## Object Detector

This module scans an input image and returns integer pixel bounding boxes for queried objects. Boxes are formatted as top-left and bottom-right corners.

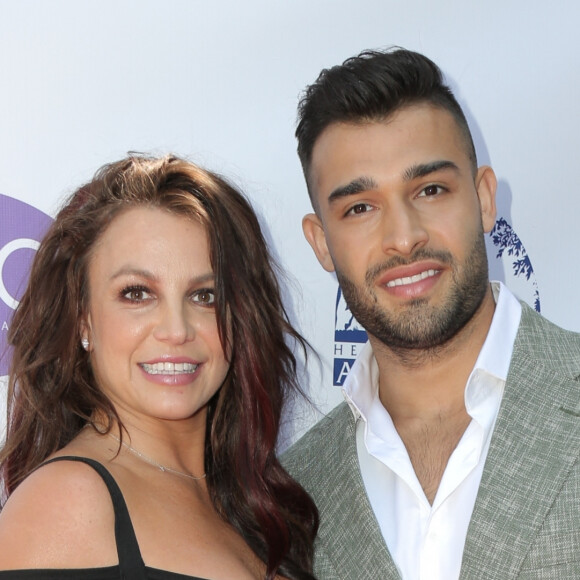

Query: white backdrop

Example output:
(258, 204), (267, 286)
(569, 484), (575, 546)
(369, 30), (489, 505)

(1, 0), (579, 444)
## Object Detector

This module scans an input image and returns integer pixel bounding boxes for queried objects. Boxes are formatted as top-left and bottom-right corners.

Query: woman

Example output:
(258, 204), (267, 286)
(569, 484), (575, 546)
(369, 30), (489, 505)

(0, 155), (318, 579)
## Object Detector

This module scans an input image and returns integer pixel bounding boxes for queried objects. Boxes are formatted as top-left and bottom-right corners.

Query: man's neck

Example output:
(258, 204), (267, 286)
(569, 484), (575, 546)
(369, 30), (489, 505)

(368, 286), (496, 503)
(371, 285), (496, 420)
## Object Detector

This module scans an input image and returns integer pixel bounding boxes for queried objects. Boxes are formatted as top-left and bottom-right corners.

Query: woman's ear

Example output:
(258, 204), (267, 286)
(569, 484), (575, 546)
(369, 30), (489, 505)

(79, 314), (92, 352)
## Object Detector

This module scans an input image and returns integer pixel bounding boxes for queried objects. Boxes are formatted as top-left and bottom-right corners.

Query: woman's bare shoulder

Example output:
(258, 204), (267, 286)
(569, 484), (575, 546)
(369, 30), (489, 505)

(0, 457), (118, 569)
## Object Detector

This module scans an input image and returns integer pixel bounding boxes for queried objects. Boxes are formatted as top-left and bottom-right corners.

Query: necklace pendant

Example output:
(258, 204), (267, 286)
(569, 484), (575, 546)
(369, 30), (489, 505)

(105, 431), (206, 481)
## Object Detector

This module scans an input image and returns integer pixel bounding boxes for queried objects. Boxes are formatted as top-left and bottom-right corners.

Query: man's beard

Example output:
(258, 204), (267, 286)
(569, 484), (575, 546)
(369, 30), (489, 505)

(336, 229), (489, 354)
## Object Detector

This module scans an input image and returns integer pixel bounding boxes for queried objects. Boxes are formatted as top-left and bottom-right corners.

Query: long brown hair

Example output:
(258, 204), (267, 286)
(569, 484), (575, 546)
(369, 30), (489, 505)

(1, 154), (318, 579)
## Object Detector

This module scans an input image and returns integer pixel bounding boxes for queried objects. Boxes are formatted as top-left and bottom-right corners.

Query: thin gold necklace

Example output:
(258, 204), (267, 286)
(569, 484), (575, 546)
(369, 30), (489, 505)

(108, 432), (206, 481)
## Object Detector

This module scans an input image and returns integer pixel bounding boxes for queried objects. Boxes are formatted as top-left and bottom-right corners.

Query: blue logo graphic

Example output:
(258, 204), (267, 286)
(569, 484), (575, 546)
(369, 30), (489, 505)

(333, 289), (368, 386)
(489, 218), (540, 312)
(333, 217), (540, 386)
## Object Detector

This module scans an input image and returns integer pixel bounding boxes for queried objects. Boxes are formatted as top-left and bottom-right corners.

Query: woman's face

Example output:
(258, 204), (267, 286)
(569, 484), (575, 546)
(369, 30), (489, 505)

(82, 206), (229, 427)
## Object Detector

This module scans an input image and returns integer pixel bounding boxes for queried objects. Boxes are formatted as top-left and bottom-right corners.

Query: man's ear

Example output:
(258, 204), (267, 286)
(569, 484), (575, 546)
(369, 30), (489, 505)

(475, 166), (497, 233)
(302, 213), (336, 273)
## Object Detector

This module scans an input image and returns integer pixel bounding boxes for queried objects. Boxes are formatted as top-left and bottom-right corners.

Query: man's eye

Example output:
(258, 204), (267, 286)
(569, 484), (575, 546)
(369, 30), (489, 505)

(346, 203), (373, 215)
(193, 289), (215, 306)
(419, 185), (443, 197)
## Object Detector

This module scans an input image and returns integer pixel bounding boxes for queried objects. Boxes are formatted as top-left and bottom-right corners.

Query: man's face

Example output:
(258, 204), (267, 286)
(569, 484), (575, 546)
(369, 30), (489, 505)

(303, 104), (497, 352)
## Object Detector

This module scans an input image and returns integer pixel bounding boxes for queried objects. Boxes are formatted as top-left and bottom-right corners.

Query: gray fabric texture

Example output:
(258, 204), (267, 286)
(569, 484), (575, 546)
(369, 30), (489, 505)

(283, 304), (580, 579)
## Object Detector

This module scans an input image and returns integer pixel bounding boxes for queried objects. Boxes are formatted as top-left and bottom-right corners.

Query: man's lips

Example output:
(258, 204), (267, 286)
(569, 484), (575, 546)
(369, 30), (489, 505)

(385, 268), (438, 288)
(376, 262), (443, 288)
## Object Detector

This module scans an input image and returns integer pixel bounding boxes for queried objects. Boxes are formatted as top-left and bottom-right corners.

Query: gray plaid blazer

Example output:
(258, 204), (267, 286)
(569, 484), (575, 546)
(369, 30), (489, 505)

(283, 304), (580, 579)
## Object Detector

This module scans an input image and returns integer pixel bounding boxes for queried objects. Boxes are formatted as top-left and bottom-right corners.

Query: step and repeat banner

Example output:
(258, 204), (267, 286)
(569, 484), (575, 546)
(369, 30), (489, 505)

(1, 0), (579, 443)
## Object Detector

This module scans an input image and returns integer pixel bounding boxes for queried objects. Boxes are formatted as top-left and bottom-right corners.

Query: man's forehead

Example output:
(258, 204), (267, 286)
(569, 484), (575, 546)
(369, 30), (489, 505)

(312, 103), (463, 155)
(309, 105), (469, 198)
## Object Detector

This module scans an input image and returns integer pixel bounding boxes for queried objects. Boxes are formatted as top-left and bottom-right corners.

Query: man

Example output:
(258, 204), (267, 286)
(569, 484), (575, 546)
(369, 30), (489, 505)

(283, 48), (580, 580)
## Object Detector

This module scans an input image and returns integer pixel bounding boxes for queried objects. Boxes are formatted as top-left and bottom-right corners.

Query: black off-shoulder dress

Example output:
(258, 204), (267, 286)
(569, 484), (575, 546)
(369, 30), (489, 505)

(0, 456), (210, 580)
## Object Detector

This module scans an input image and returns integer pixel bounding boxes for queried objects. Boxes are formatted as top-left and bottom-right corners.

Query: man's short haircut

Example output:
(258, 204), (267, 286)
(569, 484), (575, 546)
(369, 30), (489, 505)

(296, 47), (478, 202)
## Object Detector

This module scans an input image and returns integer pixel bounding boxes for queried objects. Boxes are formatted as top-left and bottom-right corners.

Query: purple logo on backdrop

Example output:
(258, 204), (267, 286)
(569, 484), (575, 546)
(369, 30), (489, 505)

(1, 194), (53, 376)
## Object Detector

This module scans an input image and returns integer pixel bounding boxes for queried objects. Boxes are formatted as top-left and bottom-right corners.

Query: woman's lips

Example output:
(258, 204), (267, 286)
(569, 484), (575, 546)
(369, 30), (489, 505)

(138, 358), (201, 385)
(139, 361), (198, 375)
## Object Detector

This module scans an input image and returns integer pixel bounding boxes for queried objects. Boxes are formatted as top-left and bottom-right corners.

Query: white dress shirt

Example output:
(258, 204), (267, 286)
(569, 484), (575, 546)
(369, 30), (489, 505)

(342, 282), (522, 580)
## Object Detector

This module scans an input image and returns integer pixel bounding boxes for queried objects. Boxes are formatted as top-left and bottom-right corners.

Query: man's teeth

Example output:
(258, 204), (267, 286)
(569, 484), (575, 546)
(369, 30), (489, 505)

(141, 362), (198, 375)
(386, 269), (437, 288)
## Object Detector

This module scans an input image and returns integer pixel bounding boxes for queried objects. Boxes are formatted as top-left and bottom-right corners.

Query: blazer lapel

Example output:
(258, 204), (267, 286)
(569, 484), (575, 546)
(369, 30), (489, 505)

(316, 405), (401, 579)
(460, 324), (580, 579)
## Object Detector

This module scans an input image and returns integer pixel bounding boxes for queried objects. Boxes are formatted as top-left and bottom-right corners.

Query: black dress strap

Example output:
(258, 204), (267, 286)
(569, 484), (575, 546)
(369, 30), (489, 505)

(41, 456), (147, 580)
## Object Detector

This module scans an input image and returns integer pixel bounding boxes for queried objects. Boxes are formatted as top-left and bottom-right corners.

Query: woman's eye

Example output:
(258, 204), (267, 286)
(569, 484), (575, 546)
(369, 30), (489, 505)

(346, 203), (373, 216)
(193, 289), (215, 306)
(122, 286), (151, 302)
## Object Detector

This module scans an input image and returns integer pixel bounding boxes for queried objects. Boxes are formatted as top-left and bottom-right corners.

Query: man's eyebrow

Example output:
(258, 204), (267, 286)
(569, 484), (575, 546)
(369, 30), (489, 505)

(403, 160), (460, 182)
(327, 176), (378, 204)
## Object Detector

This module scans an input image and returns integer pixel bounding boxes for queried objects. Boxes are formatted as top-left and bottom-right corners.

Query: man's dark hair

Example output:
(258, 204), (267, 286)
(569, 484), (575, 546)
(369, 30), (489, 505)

(296, 47), (477, 200)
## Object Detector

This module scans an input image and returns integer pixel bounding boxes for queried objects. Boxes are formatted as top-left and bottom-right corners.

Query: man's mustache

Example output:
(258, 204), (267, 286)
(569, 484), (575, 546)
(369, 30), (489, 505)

(365, 249), (454, 286)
